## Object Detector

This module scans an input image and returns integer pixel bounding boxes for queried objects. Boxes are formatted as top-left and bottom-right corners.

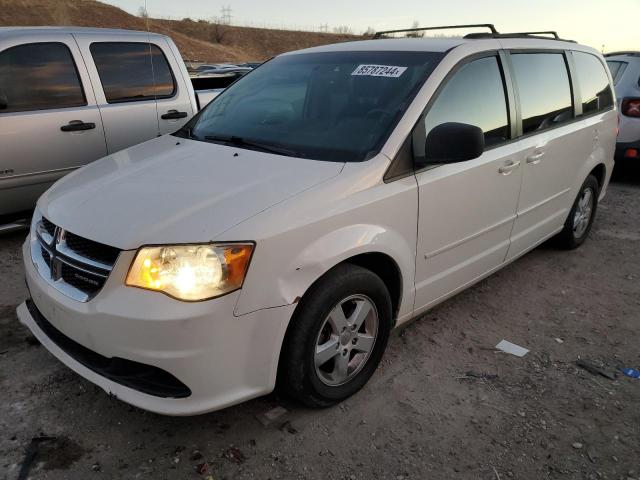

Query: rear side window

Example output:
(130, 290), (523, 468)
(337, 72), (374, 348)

(0, 42), (86, 113)
(511, 53), (573, 134)
(573, 52), (614, 115)
(423, 56), (509, 148)
(606, 60), (628, 85)
(90, 42), (176, 103)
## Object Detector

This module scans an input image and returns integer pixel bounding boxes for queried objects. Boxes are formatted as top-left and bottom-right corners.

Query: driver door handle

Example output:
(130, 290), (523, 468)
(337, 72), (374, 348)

(499, 160), (520, 175)
(161, 110), (188, 120)
(60, 120), (95, 132)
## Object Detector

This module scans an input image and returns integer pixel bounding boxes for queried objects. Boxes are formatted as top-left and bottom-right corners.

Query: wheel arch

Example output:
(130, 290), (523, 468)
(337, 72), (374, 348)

(275, 251), (404, 392)
(289, 250), (404, 324)
(589, 163), (606, 190)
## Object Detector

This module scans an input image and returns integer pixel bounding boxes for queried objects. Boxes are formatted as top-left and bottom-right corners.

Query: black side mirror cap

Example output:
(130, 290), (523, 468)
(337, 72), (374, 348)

(425, 122), (485, 164)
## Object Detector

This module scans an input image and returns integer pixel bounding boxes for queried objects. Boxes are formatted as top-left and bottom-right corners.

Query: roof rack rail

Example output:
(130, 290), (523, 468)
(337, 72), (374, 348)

(604, 51), (640, 57)
(373, 24), (575, 43)
(507, 31), (560, 39)
(373, 24), (498, 39)
(464, 31), (575, 42)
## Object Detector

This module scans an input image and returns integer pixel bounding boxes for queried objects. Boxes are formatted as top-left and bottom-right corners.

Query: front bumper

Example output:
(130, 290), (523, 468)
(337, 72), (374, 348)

(18, 237), (295, 415)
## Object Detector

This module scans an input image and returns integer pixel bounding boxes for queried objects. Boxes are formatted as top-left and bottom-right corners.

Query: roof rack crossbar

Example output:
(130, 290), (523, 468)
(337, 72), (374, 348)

(373, 24), (498, 39)
(508, 30), (559, 39)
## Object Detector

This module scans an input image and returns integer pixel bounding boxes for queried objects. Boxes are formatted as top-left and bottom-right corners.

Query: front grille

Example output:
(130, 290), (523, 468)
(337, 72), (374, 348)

(41, 217), (56, 236)
(26, 299), (191, 399)
(41, 246), (51, 264)
(65, 231), (120, 265)
(60, 262), (104, 295)
(31, 216), (120, 302)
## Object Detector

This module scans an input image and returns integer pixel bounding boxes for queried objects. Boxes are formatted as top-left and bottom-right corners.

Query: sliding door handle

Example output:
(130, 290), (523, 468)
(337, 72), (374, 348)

(526, 152), (545, 164)
(499, 160), (520, 175)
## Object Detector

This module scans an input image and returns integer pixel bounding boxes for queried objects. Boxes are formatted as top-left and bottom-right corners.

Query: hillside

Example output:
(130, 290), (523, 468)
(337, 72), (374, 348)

(0, 0), (360, 62)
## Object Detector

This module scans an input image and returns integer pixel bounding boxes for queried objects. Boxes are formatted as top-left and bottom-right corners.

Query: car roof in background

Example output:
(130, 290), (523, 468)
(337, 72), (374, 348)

(0, 26), (166, 39)
(605, 51), (640, 59)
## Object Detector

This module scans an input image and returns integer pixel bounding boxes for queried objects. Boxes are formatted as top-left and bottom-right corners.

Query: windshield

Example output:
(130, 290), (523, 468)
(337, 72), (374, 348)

(185, 51), (444, 162)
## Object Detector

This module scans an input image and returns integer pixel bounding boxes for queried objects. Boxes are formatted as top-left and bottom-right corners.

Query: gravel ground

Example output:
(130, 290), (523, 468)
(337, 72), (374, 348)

(1, 171), (639, 480)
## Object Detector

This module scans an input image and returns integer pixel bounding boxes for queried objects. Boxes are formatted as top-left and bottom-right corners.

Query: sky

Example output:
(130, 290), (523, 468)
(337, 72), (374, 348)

(106, 0), (638, 52)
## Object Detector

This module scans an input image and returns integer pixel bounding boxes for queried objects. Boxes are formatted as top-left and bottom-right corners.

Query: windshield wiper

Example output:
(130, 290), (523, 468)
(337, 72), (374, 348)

(174, 125), (198, 140)
(204, 135), (302, 158)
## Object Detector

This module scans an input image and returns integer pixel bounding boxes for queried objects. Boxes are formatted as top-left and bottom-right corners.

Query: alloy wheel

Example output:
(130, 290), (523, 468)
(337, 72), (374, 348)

(314, 294), (379, 386)
(573, 186), (594, 238)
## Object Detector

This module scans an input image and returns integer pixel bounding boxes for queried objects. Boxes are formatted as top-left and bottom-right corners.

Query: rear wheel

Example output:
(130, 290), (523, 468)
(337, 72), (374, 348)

(279, 264), (392, 407)
(556, 175), (599, 249)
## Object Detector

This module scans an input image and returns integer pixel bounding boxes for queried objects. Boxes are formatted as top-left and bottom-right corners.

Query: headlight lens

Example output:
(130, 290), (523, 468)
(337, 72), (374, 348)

(126, 243), (254, 301)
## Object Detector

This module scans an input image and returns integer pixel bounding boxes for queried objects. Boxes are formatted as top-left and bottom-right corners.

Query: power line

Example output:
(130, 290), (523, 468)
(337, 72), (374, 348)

(220, 5), (232, 25)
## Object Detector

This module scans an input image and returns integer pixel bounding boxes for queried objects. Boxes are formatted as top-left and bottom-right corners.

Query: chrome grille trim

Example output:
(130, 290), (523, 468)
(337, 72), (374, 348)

(30, 216), (120, 302)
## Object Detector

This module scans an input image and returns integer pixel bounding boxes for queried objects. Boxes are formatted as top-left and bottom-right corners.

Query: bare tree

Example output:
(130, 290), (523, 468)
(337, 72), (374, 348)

(137, 6), (148, 18)
(406, 20), (425, 38)
(333, 25), (353, 35)
(209, 17), (228, 44)
(363, 26), (376, 37)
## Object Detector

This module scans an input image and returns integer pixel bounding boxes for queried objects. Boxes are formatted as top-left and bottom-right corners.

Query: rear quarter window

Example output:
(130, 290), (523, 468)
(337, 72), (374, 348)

(90, 42), (176, 103)
(606, 60), (628, 85)
(573, 51), (614, 115)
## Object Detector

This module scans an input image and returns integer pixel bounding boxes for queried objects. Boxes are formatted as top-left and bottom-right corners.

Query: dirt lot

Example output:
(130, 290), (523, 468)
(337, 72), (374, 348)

(1, 171), (639, 480)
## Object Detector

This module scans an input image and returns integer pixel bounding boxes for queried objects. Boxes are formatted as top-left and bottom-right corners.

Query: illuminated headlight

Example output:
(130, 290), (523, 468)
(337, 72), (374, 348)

(126, 243), (254, 301)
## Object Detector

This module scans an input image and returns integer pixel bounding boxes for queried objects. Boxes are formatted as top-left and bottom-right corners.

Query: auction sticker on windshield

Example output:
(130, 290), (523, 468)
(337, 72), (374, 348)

(352, 64), (407, 77)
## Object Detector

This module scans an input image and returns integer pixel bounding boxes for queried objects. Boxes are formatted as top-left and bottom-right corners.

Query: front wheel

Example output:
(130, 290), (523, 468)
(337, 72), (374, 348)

(279, 264), (392, 408)
(556, 174), (599, 249)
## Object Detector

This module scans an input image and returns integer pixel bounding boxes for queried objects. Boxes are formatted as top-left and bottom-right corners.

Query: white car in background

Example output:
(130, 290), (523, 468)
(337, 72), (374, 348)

(17, 25), (616, 415)
(605, 51), (640, 161)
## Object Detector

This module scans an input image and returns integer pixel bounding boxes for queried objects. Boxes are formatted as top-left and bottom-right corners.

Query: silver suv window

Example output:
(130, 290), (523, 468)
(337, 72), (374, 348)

(90, 42), (176, 104)
(0, 42), (86, 113)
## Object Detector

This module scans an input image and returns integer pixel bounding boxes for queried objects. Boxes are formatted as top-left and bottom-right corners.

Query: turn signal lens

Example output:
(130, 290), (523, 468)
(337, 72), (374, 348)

(126, 243), (254, 301)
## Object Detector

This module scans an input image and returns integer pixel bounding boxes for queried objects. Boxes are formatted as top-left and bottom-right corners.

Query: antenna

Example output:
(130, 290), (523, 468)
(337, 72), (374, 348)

(143, 0), (160, 136)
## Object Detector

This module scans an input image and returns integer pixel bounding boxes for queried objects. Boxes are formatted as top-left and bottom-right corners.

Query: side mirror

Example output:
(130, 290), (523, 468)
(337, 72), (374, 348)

(425, 122), (484, 164)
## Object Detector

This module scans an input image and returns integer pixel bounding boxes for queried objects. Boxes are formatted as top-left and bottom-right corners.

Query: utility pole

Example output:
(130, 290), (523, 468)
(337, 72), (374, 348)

(221, 5), (232, 25)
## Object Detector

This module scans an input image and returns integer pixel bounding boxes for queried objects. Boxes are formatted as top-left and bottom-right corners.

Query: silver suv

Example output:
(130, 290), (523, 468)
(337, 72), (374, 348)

(606, 52), (640, 161)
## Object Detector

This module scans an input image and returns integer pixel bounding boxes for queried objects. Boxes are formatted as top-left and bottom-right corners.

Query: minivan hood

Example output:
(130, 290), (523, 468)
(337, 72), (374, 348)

(39, 135), (344, 250)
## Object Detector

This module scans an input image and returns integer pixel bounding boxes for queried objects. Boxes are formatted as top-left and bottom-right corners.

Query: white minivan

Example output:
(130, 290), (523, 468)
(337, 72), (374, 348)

(17, 25), (616, 415)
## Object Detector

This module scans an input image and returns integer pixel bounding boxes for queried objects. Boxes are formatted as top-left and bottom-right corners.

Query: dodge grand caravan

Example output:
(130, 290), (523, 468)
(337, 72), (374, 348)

(17, 25), (616, 415)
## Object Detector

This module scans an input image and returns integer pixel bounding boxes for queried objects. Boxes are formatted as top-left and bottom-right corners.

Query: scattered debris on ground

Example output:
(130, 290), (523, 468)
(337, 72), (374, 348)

(495, 339), (529, 357)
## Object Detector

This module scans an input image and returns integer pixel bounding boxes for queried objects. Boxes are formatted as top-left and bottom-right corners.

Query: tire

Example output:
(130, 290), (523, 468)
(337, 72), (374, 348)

(279, 264), (392, 408)
(556, 174), (599, 249)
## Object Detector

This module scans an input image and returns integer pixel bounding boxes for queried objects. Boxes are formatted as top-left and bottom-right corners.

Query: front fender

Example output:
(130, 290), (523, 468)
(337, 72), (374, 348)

(228, 162), (419, 319)
(277, 224), (413, 311)
(235, 221), (416, 318)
